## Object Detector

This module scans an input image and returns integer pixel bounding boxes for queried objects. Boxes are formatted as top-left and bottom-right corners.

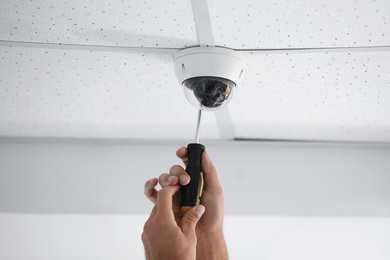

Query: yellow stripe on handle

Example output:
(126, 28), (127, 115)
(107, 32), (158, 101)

(181, 206), (193, 212)
(199, 172), (204, 199)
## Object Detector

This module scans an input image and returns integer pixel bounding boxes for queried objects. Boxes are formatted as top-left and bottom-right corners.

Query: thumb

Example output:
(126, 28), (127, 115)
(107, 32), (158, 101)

(201, 151), (222, 191)
(181, 205), (205, 235)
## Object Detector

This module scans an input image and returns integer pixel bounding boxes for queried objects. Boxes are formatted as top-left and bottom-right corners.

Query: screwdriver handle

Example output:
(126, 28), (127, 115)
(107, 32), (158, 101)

(181, 143), (205, 212)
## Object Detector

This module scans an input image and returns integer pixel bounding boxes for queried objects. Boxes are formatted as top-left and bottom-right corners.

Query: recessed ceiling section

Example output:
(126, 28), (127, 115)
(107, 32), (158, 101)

(0, 46), (220, 140)
(209, 0), (390, 49)
(0, 0), (198, 48)
(229, 51), (390, 142)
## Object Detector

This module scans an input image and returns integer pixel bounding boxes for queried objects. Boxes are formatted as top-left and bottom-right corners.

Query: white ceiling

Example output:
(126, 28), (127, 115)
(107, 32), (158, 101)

(0, 0), (198, 47)
(0, 0), (389, 142)
(231, 51), (390, 141)
(210, 0), (390, 48)
(0, 47), (221, 139)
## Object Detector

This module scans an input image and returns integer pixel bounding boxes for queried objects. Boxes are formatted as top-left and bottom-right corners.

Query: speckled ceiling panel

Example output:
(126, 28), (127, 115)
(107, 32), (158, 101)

(0, 0), (197, 48)
(209, 0), (390, 49)
(0, 46), (220, 140)
(229, 51), (390, 142)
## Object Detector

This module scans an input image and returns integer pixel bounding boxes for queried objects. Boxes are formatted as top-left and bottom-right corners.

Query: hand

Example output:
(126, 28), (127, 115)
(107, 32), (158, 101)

(142, 185), (205, 260)
(144, 147), (227, 260)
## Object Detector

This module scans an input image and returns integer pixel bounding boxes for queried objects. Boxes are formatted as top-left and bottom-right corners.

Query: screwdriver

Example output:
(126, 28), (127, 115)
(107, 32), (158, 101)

(181, 109), (205, 212)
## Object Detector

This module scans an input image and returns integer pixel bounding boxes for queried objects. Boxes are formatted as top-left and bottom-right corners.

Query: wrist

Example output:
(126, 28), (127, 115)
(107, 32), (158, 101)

(196, 231), (228, 260)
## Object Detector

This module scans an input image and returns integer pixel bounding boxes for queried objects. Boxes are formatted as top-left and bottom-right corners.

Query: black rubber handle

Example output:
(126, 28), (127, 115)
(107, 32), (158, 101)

(181, 143), (205, 212)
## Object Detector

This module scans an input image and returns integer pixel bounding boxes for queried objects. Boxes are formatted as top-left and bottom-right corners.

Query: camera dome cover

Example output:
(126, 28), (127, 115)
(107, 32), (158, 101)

(183, 77), (236, 110)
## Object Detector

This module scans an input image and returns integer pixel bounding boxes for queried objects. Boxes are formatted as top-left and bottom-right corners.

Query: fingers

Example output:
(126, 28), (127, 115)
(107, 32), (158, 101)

(144, 178), (158, 204)
(181, 205), (205, 235)
(176, 147), (188, 166)
(159, 166), (190, 188)
(201, 151), (223, 194)
(156, 185), (181, 218)
(159, 173), (178, 188)
(170, 165), (190, 185)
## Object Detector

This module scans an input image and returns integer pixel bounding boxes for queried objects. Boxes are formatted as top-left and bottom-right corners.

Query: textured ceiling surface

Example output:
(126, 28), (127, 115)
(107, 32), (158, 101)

(0, 0), (389, 142)
(0, 0), (198, 48)
(210, 0), (390, 49)
(230, 51), (390, 142)
(0, 46), (220, 139)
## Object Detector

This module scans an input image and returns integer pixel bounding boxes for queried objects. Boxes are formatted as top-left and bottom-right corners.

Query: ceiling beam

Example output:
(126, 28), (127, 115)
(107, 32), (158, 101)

(0, 40), (179, 55)
(191, 0), (236, 140)
(190, 0), (215, 47)
(236, 45), (390, 54)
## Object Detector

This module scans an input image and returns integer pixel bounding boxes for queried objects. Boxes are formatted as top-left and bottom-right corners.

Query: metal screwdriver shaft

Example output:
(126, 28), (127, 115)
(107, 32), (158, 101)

(195, 109), (202, 143)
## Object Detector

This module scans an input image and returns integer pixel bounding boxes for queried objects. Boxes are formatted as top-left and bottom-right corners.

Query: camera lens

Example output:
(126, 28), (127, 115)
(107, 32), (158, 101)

(183, 77), (236, 110)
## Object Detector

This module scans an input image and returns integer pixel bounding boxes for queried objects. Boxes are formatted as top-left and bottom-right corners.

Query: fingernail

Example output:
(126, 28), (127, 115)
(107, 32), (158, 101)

(168, 176), (175, 183)
(180, 175), (188, 183)
(195, 205), (205, 217)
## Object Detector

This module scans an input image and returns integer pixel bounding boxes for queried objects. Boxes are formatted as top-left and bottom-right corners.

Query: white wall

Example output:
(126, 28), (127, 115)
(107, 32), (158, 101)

(1, 213), (389, 260)
(0, 139), (390, 259)
(0, 139), (389, 216)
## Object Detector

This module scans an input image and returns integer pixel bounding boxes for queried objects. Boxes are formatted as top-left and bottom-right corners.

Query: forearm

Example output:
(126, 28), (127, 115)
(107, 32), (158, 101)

(196, 232), (228, 260)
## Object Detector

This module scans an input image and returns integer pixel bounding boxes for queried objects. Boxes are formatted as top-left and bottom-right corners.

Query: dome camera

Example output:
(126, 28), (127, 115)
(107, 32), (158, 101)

(174, 47), (246, 111)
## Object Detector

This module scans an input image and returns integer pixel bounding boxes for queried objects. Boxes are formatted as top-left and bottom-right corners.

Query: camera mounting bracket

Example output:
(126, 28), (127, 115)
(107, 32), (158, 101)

(174, 47), (247, 85)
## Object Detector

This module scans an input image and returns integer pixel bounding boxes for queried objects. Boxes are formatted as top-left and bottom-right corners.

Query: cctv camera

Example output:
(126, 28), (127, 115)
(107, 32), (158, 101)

(183, 76), (235, 109)
(174, 47), (246, 111)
